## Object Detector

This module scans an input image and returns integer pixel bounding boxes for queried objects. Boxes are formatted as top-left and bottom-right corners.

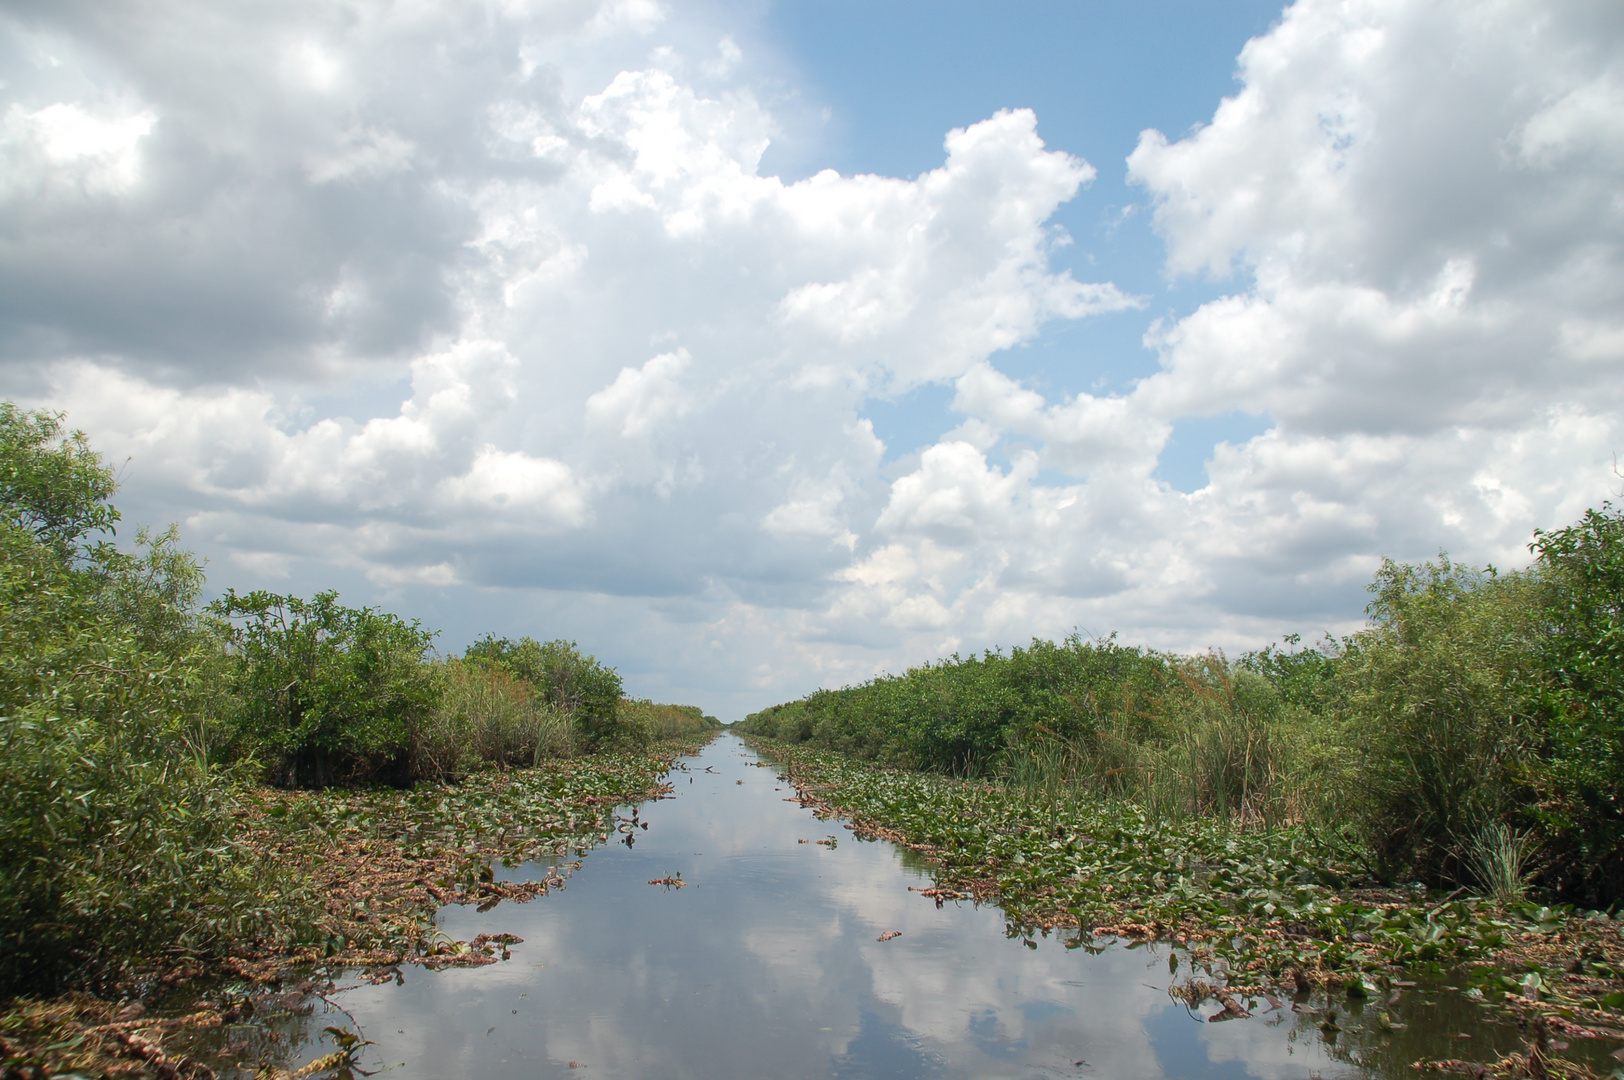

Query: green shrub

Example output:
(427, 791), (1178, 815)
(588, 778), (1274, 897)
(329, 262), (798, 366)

(1283, 558), (1539, 885)
(0, 407), (311, 994)
(463, 635), (628, 747)
(209, 590), (442, 787)
(740, 635), (1176, 775)
(1528, 503), (1624, 905)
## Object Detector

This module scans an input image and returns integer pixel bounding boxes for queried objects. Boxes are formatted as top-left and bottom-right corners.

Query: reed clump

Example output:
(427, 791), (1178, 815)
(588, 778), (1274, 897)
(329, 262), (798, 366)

(411, 661), (577, 779)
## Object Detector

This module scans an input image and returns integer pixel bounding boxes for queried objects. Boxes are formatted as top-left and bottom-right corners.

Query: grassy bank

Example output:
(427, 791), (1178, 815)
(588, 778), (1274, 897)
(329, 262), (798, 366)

(751, 742), (1624, 1031)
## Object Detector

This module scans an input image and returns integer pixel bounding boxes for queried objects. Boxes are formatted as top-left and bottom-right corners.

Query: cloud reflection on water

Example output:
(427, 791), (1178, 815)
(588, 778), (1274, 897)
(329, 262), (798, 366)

(310, 736), (1350, 1079)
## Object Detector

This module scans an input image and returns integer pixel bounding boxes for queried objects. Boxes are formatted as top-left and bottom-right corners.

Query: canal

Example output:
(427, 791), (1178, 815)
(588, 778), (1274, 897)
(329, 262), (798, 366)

(287, 733), (1529, 1079)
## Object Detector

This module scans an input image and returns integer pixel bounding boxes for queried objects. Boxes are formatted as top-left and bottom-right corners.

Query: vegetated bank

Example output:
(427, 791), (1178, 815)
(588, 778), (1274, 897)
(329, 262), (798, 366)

(0, 403), (721, 1078)
(738, 503), (1624, 1051)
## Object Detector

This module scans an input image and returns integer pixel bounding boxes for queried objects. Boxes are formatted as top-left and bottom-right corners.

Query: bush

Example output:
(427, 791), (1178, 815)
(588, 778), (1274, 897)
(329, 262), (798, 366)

(0, 407), (308, 994)
(463, 635), (629, 747)
(413, 661), (574, 779)
(1338, 557), (1541, 886)
(1529, 503), (1624, 905)
(740, 635), (1175, 775)
(210, 590), (442, 787)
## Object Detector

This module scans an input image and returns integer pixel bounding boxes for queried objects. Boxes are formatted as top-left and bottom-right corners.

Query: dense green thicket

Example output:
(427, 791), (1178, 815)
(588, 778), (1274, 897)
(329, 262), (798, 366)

(0, 404), (712, 994)
(1529, 508), (1624, 903)
(741, 506), (1624, 906)
(204, 610), (677, 784)
(0, 406), (310, 993)
(462, 634), (626, 748)
(209, 590), (441, 787)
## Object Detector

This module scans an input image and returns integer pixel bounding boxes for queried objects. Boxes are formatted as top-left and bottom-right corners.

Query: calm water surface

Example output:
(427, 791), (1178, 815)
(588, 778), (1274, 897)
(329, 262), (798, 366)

(293, 734), (1526, 1079)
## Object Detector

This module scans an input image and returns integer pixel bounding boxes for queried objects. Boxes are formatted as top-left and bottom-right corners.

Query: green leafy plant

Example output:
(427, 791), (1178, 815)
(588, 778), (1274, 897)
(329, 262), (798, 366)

(1529, 503), (1624, 905)
(463, 635), (628, 748)
(1339, 557), (1541, 885)
(0, 405), (313, 994)
(209, 590), (442, 787)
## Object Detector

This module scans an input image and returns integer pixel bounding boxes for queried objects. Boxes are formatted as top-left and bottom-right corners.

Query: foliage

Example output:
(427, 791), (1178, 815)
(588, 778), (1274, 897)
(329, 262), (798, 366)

(744, 506), (1624, 906)
(741, 635), (1351, 827)
(1337, 557), (1541, 884)
(1529, 503), (1624, 905)
(756, 743), (1542, 985)
(0, 401), (717, 997)
(619, 698), (723, 741)
(209, 590), (442, 787)
(0, 403), (119, 558)
(741, 634), (1172, 774)
(463, 635), (628, 747)
(412, 660), (574, 779)
(759, 740), (1624, 1025)
(0, 407), (311, 995)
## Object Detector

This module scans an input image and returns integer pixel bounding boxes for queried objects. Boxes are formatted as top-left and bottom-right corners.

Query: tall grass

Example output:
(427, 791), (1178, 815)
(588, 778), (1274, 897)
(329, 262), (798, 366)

(619, 698), (724, 741)
(1463, 823), (1541, 907)
(412, 661), (574, 780)
(409, 675), (722, 781)
(1000, 664), (1353, 828)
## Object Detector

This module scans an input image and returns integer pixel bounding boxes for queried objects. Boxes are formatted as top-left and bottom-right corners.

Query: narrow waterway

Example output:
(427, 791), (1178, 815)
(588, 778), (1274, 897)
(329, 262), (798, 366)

(291, 733), (1526, 1079)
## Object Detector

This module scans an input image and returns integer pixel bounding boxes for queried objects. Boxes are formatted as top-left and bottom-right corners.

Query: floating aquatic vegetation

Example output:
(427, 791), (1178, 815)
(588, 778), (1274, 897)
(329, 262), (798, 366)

(748, 740), (1624, 1033)
(0, 738), (716, 1079)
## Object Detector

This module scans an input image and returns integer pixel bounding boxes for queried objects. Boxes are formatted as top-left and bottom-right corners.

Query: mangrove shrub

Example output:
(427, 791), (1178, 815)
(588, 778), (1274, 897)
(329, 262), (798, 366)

(0, 408), (305, 994)
(1530, 504), (1624, 905)
(209, 590), (442, 787)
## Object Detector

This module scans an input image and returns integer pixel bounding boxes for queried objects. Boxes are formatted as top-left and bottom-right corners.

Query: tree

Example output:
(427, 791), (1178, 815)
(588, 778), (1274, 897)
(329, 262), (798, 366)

(1530, 503), (1624, 904)
(210, 590), (441, 786)
(0, 405), (298, 993)
(0, 402), (119, 557)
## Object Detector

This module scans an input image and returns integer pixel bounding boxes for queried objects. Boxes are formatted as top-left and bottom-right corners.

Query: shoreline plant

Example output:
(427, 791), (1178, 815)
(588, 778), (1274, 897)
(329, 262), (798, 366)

(0, 402), (719, 1001)
(741, 503), (1624, 909)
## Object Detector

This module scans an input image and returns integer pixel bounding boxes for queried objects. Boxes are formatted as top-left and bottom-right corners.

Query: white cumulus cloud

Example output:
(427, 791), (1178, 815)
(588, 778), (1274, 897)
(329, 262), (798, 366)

(2, 0), (1620, 715)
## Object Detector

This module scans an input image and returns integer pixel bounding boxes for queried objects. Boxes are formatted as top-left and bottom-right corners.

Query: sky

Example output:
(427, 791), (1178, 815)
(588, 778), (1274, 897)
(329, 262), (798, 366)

(2, 0), (1621, 718)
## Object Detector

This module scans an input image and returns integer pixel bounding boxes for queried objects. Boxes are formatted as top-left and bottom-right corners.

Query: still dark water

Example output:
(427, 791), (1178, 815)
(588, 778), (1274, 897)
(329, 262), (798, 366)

(289, 734), (1525, 1079)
